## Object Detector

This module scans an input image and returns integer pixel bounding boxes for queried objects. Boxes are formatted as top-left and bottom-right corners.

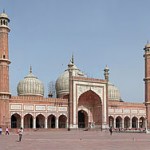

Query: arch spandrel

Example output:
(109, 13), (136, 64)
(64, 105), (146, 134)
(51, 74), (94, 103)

(23, 113), (34, 117)
(11, 112), (22, 116)
(47, 113), (56, 118)
(139, 116), (146, 119)
(131, 116), (138, 120)
(123, 116), (130, 119)
(58, 113), (67, 118)
(35, 113), (46, 117)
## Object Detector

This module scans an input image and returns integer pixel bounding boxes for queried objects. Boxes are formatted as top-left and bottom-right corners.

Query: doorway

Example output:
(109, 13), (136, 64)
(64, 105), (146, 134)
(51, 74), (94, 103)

(78, 110), (88, 128)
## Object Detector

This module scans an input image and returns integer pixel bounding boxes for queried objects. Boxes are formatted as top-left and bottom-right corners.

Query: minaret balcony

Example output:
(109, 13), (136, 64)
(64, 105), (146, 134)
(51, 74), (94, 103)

(0, 58), (11, 64)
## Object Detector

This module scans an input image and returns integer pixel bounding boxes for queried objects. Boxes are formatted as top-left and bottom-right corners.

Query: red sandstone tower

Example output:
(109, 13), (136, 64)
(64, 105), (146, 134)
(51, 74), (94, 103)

(0, 11), (11, 128)
(144, 43), (150, 129)
(0, 11), (10, 98)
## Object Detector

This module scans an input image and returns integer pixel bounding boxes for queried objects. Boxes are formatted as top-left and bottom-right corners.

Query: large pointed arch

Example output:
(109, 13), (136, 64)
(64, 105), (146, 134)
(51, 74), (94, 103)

(78, 90), (102, 127)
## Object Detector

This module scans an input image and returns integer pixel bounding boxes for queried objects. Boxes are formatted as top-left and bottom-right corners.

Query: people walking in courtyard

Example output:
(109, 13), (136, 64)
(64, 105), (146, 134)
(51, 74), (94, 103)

(18, 127), (23, 142)
(5, 127), (9, 135)
(0, 127), (2, 135)
(109, 126), (113, 135)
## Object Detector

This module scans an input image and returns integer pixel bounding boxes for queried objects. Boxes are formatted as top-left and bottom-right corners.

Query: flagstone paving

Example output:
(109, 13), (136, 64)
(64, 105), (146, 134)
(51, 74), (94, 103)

(0, 130), (150, 150)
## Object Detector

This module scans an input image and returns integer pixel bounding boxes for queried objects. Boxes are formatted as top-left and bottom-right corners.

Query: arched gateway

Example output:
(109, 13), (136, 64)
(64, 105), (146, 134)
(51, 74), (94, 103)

(78, 90), (102, 128)
(78, 110), (88, 128)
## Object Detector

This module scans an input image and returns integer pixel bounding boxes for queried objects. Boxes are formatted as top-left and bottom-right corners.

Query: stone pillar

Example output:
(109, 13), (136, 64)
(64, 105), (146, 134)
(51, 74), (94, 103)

(114, 118), (116, 128)
(56, 117), (58, 128)
(45, 118), (47, 129)
(33, 117), (36, 129)
(66, 118), (68, 128)
(130, 118), (132, 128)
(122, 118), (124, 129)
(137, 118), (139, 128)
(21, 117), (24, 128)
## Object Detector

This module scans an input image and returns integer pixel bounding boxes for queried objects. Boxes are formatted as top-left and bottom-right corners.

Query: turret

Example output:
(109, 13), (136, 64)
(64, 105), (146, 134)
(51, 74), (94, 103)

(104, 65), (109, 82)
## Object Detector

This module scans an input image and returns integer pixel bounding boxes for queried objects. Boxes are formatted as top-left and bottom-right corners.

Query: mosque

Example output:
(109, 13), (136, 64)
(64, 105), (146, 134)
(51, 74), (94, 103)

(0, 11), (148, 131)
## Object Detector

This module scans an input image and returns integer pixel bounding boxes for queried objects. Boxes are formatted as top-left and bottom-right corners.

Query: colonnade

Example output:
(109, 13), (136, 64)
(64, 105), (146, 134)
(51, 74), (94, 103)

(109, 116), (146, 129)
(11, 113), (67, 129)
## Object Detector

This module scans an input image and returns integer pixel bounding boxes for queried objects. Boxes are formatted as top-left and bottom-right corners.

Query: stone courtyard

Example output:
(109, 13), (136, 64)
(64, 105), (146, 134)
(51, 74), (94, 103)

(0, 130), (150, 150)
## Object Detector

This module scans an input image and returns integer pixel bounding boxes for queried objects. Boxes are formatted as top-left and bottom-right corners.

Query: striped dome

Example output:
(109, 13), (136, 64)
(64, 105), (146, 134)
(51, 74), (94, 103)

(108, 82), (121, 101)
(17, 67), (44, 96)
(56, 61), (86, 97)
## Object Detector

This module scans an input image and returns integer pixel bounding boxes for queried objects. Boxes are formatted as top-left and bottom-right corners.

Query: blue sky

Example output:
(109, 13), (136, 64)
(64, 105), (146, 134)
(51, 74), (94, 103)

(1, 0), (149, 102)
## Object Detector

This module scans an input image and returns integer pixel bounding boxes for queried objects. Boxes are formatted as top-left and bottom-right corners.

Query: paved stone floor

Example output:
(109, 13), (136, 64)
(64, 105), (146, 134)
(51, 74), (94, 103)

(0, 130), (150, 150)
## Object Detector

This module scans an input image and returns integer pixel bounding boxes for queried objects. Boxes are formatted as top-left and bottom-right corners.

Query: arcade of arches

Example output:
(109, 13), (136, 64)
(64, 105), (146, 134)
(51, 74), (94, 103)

(11, 113), (67, 129)
(10, 113), (146, 129)
(109, 116), (146, 129)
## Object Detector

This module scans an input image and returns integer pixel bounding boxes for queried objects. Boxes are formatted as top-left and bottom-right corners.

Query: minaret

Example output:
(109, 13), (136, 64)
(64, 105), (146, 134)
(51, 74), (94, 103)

(0, 11), (11, 99)
(68, 56), (74, 130)
(104, 65), (109, 82)
(104, 65), (109, 127)
(0, 11), (11, 129)
(143, 42), (150, 129)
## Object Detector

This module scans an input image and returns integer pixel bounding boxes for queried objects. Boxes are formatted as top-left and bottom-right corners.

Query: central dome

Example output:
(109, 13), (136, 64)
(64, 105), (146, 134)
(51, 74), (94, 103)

(17, 67), (44, 96)
(55, 59), (86, 98)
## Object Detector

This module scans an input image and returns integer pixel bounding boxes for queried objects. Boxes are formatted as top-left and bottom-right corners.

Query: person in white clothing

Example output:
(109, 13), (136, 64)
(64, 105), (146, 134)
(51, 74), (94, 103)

(18, 127), (23, 142)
